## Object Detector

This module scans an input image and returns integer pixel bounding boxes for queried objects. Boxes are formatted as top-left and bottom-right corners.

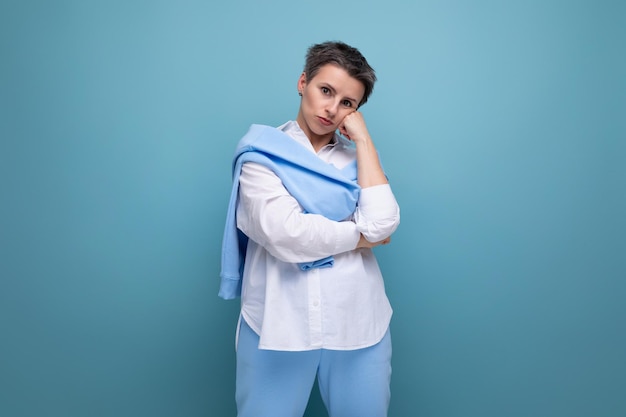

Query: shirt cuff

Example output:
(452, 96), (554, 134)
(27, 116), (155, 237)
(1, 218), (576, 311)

(334, 220), (361, 253)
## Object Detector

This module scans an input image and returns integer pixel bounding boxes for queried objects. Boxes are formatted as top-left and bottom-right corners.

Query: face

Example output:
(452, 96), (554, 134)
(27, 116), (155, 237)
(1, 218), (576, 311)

(296, 64), (365, 143)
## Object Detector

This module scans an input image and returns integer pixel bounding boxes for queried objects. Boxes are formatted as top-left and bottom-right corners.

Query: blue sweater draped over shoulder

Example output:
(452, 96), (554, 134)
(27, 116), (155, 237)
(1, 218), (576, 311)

(219, 124), (361, 300)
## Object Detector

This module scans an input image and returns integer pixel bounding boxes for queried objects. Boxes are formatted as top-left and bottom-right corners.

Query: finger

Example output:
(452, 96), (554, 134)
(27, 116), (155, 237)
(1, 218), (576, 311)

(339, 126), (351, 140)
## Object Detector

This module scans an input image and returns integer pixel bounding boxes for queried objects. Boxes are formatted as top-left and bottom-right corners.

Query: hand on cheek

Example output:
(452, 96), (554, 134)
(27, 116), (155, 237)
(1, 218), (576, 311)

(339, 111), (369, 144)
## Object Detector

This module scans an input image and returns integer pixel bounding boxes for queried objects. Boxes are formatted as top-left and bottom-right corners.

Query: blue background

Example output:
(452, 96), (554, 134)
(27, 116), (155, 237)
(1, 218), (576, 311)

(1, 1), (624, 416)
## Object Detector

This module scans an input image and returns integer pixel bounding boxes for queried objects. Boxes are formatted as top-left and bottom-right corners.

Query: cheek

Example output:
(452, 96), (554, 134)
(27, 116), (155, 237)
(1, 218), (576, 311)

(303, 93), (316, 109)
(338, 109), (353, 120)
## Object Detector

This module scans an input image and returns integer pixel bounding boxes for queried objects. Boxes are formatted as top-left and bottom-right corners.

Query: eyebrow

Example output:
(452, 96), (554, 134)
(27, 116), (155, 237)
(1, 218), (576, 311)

(323, 83), (358, 105)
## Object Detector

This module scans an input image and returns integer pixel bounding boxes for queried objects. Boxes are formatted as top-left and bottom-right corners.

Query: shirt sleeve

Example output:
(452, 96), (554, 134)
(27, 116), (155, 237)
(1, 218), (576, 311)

(353, 184), (400, 242)
(236, 162), (361, 263)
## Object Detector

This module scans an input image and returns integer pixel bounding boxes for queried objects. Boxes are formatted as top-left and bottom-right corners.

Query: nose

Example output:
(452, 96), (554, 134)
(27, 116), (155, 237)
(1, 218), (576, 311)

(326, 100), (339, 118)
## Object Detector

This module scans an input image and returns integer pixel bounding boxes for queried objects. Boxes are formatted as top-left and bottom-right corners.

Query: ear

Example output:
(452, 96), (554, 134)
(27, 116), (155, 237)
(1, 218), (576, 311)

(297, 72), (307, 92)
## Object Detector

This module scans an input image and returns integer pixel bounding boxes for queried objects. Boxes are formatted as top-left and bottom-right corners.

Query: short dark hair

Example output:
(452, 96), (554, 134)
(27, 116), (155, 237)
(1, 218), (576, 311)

(303, 41), (377, 107)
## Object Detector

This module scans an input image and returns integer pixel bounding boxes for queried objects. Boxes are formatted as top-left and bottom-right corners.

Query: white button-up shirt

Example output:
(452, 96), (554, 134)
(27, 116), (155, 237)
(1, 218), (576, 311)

(236, 121), (400, 351)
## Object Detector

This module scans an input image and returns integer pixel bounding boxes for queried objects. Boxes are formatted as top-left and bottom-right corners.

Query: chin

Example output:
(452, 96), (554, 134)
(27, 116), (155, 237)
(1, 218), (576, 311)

(315, 122), (337, 135)
(315, 128), (336, 139)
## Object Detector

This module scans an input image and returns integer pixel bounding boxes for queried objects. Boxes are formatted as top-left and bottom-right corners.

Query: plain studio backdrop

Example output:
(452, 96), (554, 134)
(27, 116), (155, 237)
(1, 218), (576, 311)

(1, 1), (624, 416)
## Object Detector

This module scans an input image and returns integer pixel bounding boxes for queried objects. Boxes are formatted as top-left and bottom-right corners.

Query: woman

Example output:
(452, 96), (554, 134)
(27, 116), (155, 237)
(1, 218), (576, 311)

(220, 41), (400, 417)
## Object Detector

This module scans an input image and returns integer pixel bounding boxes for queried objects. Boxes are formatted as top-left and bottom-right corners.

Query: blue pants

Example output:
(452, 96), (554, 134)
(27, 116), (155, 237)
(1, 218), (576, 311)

(236, 319), (392, 417)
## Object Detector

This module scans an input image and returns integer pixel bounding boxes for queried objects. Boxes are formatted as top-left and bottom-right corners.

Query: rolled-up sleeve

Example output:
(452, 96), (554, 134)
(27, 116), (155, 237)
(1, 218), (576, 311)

(236, 162), (361, 263)
(353, 184), (400, 242)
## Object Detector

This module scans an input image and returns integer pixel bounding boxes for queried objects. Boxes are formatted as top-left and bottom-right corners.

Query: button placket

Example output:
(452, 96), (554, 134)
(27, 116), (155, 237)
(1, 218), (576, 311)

(307, 268), (323, 347)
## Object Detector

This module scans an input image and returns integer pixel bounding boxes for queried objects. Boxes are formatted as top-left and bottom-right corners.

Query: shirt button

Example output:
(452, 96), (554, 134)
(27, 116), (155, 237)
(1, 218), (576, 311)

(313, 300), (320, 307)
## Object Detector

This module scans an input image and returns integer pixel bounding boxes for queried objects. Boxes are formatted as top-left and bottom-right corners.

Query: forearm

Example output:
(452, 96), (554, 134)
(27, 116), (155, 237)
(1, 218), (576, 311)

(340, 111), (388, 188)
(355, 134), (389, 189)
(341, 112), (399, 240)
(254, 213), (360, 263)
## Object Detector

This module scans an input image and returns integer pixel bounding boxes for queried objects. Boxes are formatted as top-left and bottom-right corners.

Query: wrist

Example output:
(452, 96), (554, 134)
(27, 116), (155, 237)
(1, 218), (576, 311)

(352, 133), (372, 146)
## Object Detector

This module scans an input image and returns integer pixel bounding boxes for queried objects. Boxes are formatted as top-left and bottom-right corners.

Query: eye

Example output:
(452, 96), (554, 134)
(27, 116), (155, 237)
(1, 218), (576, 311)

(321, 87), (330, 95)
(342, 100), (353, 108)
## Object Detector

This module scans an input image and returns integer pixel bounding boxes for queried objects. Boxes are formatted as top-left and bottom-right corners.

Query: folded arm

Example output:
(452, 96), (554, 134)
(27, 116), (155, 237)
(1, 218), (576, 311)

(236, 162), (361, 263)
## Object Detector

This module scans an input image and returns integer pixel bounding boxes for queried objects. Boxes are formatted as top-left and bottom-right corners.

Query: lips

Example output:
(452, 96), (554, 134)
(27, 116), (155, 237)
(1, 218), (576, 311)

(318, 116), (333, 127)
